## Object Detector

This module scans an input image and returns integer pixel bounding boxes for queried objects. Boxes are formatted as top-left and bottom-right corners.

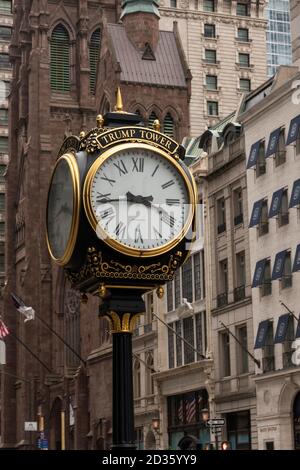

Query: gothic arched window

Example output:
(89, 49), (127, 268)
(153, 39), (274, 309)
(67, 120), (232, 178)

(50, 25), (70, 92)
(163, 113), (175, 138)
(64, 281), (81, 368)
(133, 358), (141, 398)
(145, 351), (154, 396)
(89, 29), (101, 94)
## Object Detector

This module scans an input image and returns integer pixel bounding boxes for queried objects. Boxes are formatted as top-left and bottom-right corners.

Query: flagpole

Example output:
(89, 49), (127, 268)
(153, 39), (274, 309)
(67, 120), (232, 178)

(219, 321), (261, 368)
(9, 329), (53, 374)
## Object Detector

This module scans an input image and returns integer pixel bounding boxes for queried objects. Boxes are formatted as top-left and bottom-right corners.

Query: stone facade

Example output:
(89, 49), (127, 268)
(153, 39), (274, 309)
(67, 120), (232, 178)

(291, 0), (300, 68)
(159, 0), (268, 136)
(1, 0), (189, 449)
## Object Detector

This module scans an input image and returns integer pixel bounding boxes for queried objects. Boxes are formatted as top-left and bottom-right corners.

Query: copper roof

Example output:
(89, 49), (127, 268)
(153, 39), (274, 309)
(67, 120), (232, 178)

(107, 24), (187, 88)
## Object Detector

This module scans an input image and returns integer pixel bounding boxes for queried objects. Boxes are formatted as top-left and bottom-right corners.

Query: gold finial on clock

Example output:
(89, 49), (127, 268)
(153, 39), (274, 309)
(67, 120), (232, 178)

(79, 131), (86, 139)
(156, 286), (164, 299)
(153, 119), (161, 132)
(98, 283), (107, 299)
(96, 114), (104, 128)
(115, 87), (124, 113)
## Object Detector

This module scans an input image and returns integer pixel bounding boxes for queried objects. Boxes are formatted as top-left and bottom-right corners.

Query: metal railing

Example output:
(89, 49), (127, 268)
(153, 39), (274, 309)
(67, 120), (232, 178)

(217, 292), (228, 308)
(234, 213), (243, 226)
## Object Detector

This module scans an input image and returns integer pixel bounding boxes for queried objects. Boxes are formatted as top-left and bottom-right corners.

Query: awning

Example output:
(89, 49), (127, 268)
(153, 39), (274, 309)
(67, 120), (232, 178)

(254, 320), (272, 349)
(293, 244), (300, 272)
(266, 127), (281, 158)
(252, 258), (267, 287)
(286, 114), (300, 145)
(296, 315), (300, 339)
(247, 140), (262, 169)
(289, 179), (300, 208)
(249, 199), (264, 228)
(269, 188), (284, 218)
(274, 313), (290, 343)
(272, 250), (288, 280)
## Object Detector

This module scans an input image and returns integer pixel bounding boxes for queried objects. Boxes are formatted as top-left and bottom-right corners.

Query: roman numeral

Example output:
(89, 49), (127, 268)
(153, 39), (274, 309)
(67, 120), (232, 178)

(114, 160), (128, 176)
(160, 212), (175, 228)
(100, 207), (114, 219)
(166, 198), (180, 206)
(151, 164), (159, 177)
(161, 180), (175, 190)
(154, 227), (162, 239)
(134, 225), (143, 244)
(100, 173), (116, 186)
(132, 157), (144, 172)
(96, 192), (111, 202)
(114, 222), (126, 238)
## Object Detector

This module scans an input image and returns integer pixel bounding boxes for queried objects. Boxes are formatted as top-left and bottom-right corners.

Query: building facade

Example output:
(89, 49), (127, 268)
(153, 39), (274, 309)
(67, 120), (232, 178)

(291, 0), (300, 67)
(159, 0), (268, 136)
(241, 65), (300, 450)
(0, 0), (190, 449)
(265, 0), (292, 77)
(198, 113), (257, 449)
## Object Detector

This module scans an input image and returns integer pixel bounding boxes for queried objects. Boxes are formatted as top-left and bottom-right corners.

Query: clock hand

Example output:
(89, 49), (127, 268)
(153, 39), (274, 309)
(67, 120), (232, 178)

(126, 192), (154, 206)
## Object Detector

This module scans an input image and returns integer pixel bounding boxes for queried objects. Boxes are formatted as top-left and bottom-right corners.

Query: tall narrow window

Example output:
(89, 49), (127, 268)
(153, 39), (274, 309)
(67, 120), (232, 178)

(148, 111), (158, 130)
(261, 259), (272, 297)
(163, 113), (174, 138)
(133, 358), (141, 398)
(217, 197), (226, 233)
(233, 187), (243, 225)
(0, 136), (8, 153)
(256, 141), (266, 176)
(236, 325), (248, 373)
(174, 270), (181, 308)
(193, 253), (202, 300)
(218, 259), (228, 307)
(146, 352), (154, 395)
(50, 25), (70, 92)
(183, 317), (194, 364)
(220, 331), (231, 377)
(258, 199), (269, 236)
(167, 281), (173, 311)
(278, 189), (289, 227)
(262, 323), (274, 372)
(275, 129), (286, 166)
(235, 251), (246, 302)
(0, 1), (11, 14)
(182, 257), (192, 303)
(90, 29), (101, 94)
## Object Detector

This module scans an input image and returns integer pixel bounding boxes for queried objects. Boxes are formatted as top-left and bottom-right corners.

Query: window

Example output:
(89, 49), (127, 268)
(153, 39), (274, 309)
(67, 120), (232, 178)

(296, 129), (300, 155)
(182, 257), (192, 303)
(0, 109), (8, 125)
(203, 0), (215, 11)
(134, 428), (144, 450)
(281, 252), (292, 289)
(256, 141), (266, 176)
(217, 197), (226, 233)
(218, 259), (228, 307)
(167, 281), (173, 311)
(163, 113), (174, 138)
(170, 0), (177, 7)
(240, 78), (251, 92)
(89, 29), (101, 94)
(207, 100), (218, 116)
(0, 137), (8, 153)
(262, 322), (274, 372)
(205, 49), (216, 64)
(0, 193), (5, 210)
(0, 254), (4, 272)
(0, 80), (10, 100)
(0, 165), (6, 182)
(275, 129), (286, 166)
(236, 3), (249, 16)
(167, 389), (209, 429)
(50, 25), (70, 92)
(233, 187), (243, 225)
(258, 200), (268, 236)
(0, 26), (11, 41)
(265, 441), (274, 450)
(0, 1), (11, 14)
(133, 358), (141, 398)
(174, 270), (181, 308)
(0, 54), (10, 68)
(227, 411), (251, 450)
(278, 189), (289, 227)
(282, 316), (295, 368)
(145, 352), (154, 395)
(220, 331), (231, 377)
(193, 252), (201, 301)
(239, 53), (250, 68)
(237, 28), (249, 42)
(148, 111), (158, 130)
(0, 222), (4, 233)
(204, 24), (216, 38)
(206, 75), (217, 90)
(261, 259), (271, 296)
(237, 325), (248, 373)
(235, 252), (246, 302)
(168, 312), (206, 368)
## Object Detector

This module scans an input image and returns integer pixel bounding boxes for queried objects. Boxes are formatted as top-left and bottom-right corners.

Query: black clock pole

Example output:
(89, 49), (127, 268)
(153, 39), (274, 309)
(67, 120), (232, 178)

(99, 291), (145, 449)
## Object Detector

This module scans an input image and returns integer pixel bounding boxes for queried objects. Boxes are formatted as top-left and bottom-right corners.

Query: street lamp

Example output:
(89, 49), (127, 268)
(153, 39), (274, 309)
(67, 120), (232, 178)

(152, 417), (160, 432)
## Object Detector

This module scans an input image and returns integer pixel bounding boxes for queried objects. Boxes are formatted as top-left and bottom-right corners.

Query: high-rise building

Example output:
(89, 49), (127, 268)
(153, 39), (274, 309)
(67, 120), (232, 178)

(159, 0), (268, 136)
(265, 0), (292, 77)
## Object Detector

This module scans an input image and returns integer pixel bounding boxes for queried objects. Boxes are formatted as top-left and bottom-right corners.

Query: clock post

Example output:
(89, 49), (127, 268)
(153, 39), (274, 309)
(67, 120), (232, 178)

(46, 89), (197, 450)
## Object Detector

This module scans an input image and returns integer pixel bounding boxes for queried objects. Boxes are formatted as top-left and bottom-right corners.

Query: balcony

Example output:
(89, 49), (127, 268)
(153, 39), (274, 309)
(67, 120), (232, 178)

(217, 292), (228, 308)
(217, 223), (226, 235)
(234, 285), (245, 302)
(262, 356), (275, 373)
(234, 213), (243, 226)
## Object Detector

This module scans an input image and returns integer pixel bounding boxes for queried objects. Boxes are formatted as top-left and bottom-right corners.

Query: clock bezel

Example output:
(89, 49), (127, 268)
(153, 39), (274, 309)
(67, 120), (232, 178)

(83, 142), (196, 258)
(46, 152), (81, 266)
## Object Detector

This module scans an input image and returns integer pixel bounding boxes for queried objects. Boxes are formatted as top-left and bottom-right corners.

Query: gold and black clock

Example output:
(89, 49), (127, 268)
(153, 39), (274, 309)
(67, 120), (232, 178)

(46, 153), (80, 266)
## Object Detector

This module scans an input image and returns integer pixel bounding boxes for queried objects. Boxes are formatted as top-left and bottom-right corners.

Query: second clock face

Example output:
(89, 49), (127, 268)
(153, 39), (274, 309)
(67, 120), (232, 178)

(86, 144), (193, 255)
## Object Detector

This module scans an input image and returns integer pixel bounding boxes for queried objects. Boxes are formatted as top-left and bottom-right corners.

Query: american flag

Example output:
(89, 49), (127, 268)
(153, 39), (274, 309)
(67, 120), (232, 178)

(185, 394), (196, 423)
(177, 399), (184, 423)
(0, 319), (9, 339)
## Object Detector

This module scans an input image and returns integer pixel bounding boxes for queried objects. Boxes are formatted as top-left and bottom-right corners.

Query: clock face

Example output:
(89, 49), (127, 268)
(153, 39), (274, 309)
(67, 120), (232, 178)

(46, 154), (80, 265)
(84, 143), (194, 256)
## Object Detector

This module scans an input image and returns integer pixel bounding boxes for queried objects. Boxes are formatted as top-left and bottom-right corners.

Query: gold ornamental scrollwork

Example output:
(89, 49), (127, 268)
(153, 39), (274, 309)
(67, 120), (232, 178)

(105, 311), (140, 333)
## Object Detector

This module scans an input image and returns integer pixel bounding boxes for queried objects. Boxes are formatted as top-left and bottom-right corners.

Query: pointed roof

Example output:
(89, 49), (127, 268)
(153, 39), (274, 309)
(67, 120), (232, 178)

(120, 0), (160, 19)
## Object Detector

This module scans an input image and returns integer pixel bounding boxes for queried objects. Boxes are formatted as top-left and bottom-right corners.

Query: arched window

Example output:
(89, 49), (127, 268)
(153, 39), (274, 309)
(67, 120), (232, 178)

(145, 352), (154, 396)
(89, 29), (101, 94)
(64, 280), (81, 367)
(163, 113), (175, 138)
(148, 111), (158, 129)
(133, 358), (141, 398)
(50, 25), (70, 92)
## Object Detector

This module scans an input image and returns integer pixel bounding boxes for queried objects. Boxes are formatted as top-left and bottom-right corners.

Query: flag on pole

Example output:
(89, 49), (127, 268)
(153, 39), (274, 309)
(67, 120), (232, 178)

(0, 318), (9, 339)
(11, 292), (35, 322)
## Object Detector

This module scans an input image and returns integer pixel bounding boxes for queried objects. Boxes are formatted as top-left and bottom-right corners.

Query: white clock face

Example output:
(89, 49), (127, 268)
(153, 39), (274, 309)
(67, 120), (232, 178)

(88, 146), (192, 252)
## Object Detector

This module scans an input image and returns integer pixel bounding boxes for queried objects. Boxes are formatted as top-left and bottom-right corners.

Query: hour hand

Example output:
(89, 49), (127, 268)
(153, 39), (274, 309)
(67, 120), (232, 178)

(126, 191), (154, 206)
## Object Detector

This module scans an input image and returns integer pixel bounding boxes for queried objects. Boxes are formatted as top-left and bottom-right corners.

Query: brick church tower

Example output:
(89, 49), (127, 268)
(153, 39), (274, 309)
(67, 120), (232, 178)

(1, 0), (190, 449)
